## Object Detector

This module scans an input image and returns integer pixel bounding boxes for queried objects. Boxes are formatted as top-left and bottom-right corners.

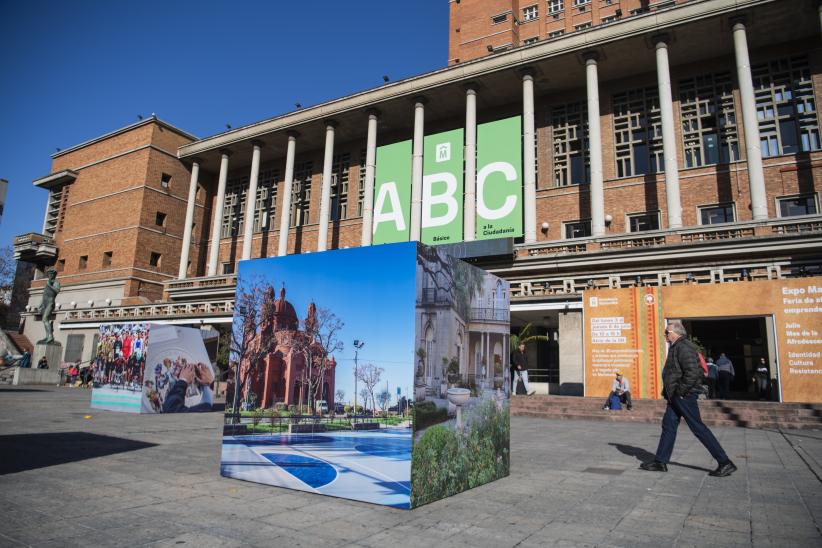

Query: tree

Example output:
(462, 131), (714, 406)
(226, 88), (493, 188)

(356, 362), (383, 415)
(510, 323), (550, 352)
(359, 388), (370, 412)
(417, 245), (484, 320)
(335, 388), (345, 405)
(290, 306), (344, 413)
(377, 388), (391, 414)
(0, 246), (15, 327)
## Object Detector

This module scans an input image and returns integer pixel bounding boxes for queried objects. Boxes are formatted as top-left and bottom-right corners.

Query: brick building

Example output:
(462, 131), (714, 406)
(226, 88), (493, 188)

(13, 0), (822, 401)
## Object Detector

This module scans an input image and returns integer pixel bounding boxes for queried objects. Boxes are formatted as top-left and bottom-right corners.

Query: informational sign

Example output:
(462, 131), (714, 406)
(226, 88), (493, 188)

(421, 128), (463, 245)
(373, 140), (412, 244)
(583, 288), (664, 399)
(476, 116), (523, 241)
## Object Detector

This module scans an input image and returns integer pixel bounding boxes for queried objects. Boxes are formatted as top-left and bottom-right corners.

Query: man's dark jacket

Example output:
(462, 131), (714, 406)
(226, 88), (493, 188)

(662, 337), (703, 399)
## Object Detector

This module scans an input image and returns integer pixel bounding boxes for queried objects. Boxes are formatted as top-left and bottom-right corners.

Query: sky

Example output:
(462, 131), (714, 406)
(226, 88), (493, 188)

(0, 0), (448, 248)
(236, 242), (418, 406)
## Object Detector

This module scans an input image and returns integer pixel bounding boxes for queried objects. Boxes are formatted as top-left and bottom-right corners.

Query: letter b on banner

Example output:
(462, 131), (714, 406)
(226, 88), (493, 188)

(422, 128), (463, 245)
(476, 116), (522, 240)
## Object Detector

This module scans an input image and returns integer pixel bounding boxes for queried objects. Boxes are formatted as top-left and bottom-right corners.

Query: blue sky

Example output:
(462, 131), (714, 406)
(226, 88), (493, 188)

(0, 1), (447, 247)
(236, 242), (418, 405)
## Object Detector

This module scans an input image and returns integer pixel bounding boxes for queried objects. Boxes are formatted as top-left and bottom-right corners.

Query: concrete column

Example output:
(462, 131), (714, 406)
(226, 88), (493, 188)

(178, 159), (200, 279)
(241, 142), (263, 261)
(207, 150), (231, 277)
(361, 110), (379, 246)
(464, 86), (478, 242)
(277, 132), (298, 256)
(733, 20), (768, 221)
(558, 310), (584, 396)
(522, 71), (538, 243)
(655, 38), (683, 229)
(317, 121), (337, 252)
(585, 54), (606, 237)
(410, 98), (426, 241)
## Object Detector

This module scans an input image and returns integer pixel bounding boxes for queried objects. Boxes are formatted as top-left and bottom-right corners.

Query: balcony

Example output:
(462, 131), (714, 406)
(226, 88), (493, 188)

(60, 300), (234, 324)
(13, 233), (57, 264)
(164, 274), (238, 301)
(470, 307), (508, 323)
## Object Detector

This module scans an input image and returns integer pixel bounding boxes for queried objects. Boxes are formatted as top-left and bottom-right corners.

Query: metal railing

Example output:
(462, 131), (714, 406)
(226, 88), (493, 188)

(222, 412), (409, 436)
(470, 307), (508, 323)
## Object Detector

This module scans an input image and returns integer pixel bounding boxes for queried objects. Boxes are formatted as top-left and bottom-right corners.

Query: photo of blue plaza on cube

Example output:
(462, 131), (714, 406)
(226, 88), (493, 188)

(220, 243), (416, 507)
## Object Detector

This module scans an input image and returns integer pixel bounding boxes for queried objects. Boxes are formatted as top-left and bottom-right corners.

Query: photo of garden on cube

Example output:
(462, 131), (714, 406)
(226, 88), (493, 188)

(219, 242), (509, 508)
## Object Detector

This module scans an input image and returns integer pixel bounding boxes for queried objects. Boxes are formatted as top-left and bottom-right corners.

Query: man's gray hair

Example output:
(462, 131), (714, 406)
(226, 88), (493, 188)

(667, 320), (687, 337)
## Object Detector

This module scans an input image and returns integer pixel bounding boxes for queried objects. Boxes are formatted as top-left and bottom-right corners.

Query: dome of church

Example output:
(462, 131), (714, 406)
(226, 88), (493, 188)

(273, 287), (298, 332)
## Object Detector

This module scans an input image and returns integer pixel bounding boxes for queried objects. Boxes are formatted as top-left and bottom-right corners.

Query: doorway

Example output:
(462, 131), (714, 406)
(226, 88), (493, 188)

(682, 316), (779, 401)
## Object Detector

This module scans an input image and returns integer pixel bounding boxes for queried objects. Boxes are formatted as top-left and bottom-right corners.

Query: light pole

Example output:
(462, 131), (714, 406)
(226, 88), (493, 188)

(353, 339), (364, 416)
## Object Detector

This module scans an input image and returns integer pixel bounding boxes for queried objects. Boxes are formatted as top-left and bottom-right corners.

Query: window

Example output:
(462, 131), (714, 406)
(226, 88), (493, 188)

(253, 168), (279, 232)
(160, 173), (171, 189)
(548, 29), (565, 38)
(155, 211), (166, 227)
(56, 259), (65, 272)
(102, 251), (113, 267)
(548, 0), (563, 14)
(64, 334), (85, 363)
(698, 204), (735, 225)
(564, 220), (592, 239)
(777, 194), (818, 217)
(291, 161), (313, 227)
(753, 56), (820, 157)
(552, 102), (589, 186)
(613, 87), (663, 177)
(79, 255), (88, 270)
(679, 72), (739, 167)
(149, 252), (161, 267)
(629, 7), (650, 15)
(221, 262), (234, 275)
(572, 0), (590, 6)
(627, 212), (660, 232)
(601, 14), (620, 24)
(331, 153), (350, 221)
(574, 22), (592, 31)
(492, 13), (508, 24)
(221, 175), (247, 238)
(523, 5), (538, 21)
(523, 36), (539, 45)
(44, 185), (69, 237)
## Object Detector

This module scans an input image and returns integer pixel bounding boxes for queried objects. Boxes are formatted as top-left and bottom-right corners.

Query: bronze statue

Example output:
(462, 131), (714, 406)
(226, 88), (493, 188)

(37, 268), (61, 344)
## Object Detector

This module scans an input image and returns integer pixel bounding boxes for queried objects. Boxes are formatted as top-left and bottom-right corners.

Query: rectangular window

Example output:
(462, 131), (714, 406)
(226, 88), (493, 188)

(291, 161), (313, 227)
(102, 251), (113, 267)
(698, 203), (736, 225)
(627, 212), (660, 232)
(679, 72), (739, 167)
(221, 262), (234, 275)
(572, 0), (590, 6)
(149, 252), (161, 267)
(155, 211), (166, 227)
(160, 173), (171, 189)
(523, 5), (538, 21)
(64, 334), (85, 363)
(221, 175), (247, 238)
(331, 153), (350, 221)
(613, 87), (663, 177)
(253, 168), (280, 232)
(548, 29), (565, 38)
(563, 220), (592, 239)
(777, 194), (819, 217)
(552, 101), (589, 186)
(548, 0), (563, 14)
(79, 255), (88, 270)
(523, 36), (539, 45)
(601, 14), (620, 24)
(574, 22), (592, 31)
(492, 13), (508, 24)
(753, 56), (820, 158)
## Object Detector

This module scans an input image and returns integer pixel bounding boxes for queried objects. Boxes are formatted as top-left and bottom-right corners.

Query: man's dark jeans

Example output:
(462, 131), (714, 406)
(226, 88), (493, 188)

(655, 392), (729, 465)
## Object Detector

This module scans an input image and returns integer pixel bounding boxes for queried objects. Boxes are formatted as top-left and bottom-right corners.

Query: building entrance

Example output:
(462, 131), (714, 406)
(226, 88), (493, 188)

(683, 317), (778, 401)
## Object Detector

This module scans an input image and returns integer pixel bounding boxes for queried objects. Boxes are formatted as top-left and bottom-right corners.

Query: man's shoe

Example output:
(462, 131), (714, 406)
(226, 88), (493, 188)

(709, 461), (737, 477)
(640, 461), (668, 472)
(602, 405), (609, 410)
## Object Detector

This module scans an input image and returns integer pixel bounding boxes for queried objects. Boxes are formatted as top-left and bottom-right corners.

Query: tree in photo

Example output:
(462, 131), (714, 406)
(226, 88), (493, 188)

(359, 387), (371, 413)
(417, 245), (485, 320)
(335, 388), (345, 405)
(290, 305), (344, 414)
(356, 362), (383, 415)
(377, 387), (391, 415)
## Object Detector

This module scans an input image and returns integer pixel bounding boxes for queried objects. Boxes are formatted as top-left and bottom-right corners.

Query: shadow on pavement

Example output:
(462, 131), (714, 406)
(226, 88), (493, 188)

(0, 388), (47, 393)
(608, 442), (712, 472)
(0, 432), (156, 475)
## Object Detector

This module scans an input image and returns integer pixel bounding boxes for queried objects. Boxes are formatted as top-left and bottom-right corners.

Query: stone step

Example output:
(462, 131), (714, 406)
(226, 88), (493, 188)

(513, 410), (813, 430)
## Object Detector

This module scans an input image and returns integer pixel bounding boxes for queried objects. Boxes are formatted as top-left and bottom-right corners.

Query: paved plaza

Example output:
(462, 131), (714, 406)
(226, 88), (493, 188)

(0, 386), (820, 547)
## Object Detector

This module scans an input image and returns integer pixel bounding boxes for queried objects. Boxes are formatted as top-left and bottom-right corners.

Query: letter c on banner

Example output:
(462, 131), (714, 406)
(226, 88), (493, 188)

(372, 182), (406, 234)
(422, 172), (458, 228)
(477, 161), (517, 220)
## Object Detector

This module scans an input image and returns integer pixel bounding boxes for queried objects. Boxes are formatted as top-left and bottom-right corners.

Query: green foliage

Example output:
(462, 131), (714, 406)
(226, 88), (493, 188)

(411, 398), (510, 507)
(413, 401), (448, 431)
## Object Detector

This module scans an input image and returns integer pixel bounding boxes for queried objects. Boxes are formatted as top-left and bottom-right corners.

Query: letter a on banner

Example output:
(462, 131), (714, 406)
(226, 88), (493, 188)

(476, 116), (522, 240)
(373, 140), (412, 244)
(422, 128), (464, 245)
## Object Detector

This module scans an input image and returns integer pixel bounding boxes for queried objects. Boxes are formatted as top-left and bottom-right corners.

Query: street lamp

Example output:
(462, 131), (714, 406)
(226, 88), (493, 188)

(353, 339), (365, 417)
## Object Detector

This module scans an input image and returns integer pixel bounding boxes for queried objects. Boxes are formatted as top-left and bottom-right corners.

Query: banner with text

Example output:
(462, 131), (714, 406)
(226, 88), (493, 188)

(421, 128), (464, 245)
(373, 140), (413, 245)
(476, 116), (523, 240)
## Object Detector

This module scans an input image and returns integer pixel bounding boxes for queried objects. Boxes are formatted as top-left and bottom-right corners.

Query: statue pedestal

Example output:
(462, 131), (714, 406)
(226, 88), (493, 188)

(32, 342), (62, 373)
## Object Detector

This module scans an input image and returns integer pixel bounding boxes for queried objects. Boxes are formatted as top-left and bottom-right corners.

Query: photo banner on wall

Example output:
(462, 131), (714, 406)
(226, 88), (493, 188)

(476, 115), (522, 240)
(421, 128), (464, 245)
(373, 140), (413, 245)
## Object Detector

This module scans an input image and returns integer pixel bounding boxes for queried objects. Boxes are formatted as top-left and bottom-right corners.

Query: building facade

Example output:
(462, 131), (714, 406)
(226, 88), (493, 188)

(14, 0), (822, 401)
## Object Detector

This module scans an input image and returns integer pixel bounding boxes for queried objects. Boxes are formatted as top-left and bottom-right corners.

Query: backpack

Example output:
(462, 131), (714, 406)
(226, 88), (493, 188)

(698, 352), (708, 377)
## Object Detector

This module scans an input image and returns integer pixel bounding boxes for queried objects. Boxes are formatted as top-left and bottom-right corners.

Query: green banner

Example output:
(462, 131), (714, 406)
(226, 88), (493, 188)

(476, 116), (522, 240)
(373, 140), (412, 245)
(422, 128), (464, 245)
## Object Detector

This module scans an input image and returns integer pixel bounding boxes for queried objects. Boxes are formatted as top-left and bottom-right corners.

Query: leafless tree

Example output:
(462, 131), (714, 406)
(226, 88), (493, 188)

(356, 362), (383, 415)
(377, 388), (391, 414)
(290, 307), (344, 414)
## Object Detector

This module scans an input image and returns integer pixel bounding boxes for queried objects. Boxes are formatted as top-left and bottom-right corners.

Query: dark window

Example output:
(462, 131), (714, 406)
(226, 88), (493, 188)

(102, 251), (113, 267)
(492, 13), (508, 24)
(155, 212), (166, 227)
(778, 195), (818, 217)
(679, 72), (739, 168)
(160, 173), (172, 189)
(149, 252), (161, 267)
(64, 334), (85, 363)
(699, 204), (735, 225)
(628, 213), (660, 232)
(79, 255), (88, 270)
(564, 220), (591, 239)
(221, 262), (234, 275)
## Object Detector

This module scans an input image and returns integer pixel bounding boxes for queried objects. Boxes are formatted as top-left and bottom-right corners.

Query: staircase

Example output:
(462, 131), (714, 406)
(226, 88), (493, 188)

(512, 395), (822, 430)
(4, 331), (33, 355)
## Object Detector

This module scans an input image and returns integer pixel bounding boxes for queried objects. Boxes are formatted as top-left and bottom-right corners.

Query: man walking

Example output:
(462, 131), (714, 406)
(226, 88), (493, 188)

(716, 352), (735, 399)
(511, 343), (534, 395)
(640, 320), (736, 477)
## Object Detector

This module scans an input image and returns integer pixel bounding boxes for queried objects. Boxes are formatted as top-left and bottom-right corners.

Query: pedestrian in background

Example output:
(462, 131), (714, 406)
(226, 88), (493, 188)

(716, 352), (735, 399)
